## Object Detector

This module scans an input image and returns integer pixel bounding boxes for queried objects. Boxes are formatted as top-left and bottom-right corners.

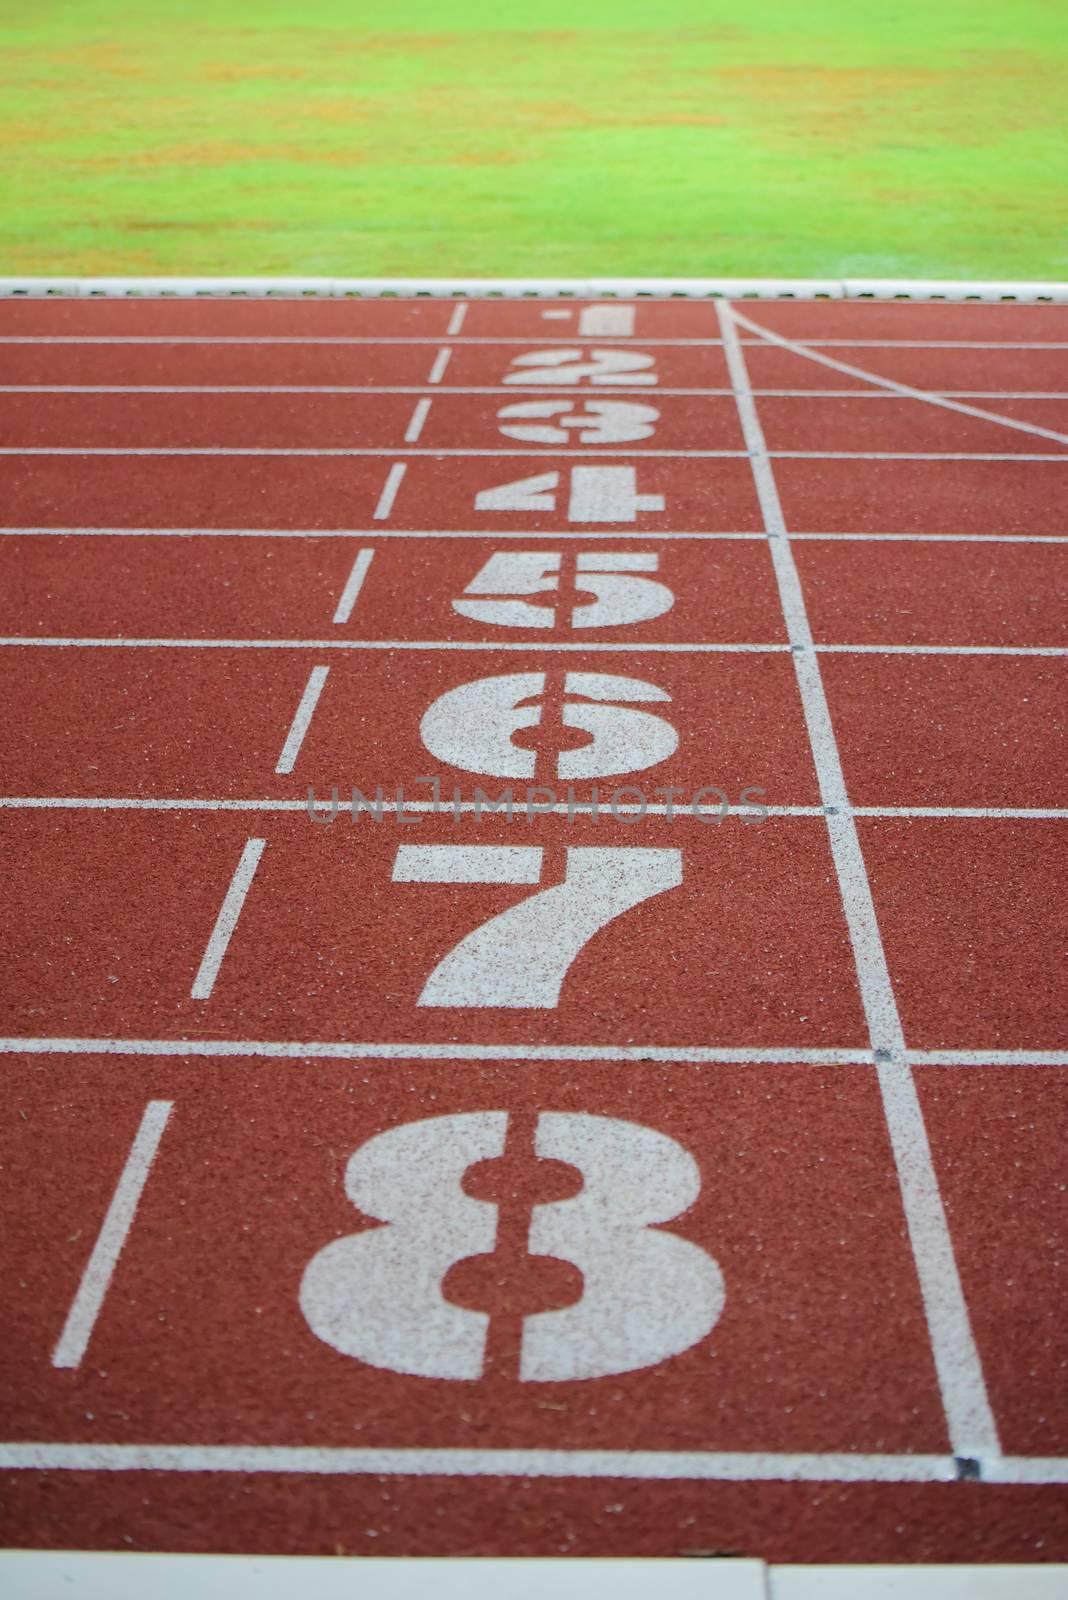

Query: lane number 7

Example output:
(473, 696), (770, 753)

(392, 844), (682, 1008)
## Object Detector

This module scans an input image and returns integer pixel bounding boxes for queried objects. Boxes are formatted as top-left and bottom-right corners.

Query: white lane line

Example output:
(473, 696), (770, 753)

(0, 1443), (964, 1481)
(1, 334), (1064, 348)
(403, 397), (432, 442)
(0, 1037), (871, 1065)
(822, 643), (1068, 656)
(445, 303), (468, 336)
(0, 526), (763, 541)
(331, 547), (375, 624)
(2, 386), (1066, 399)
(1, 1036), (1065, 1068)
(4, 527), (1068, 544)
(50, 1100), (173, 1370)
(274, 666), (329, 774)
(2, 637), (1064, 656)
(372, 462), (406, 520)
(0, 637), (790, 652)
(5, 447), (1067, 460)
(190, 838), (265, 1000)
(4, 797), (1068, 821)
(735, 309), (1068, 449)
(717, 299), (1001, 1464)
(913, 1050), (1068, 1067)
(427, 347), (452, 384)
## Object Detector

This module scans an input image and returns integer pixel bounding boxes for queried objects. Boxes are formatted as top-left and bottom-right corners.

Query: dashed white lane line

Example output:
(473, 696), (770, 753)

(403, 398), (432, 442)
(427, 347), (452, 384)
(50, 1100), (173, 1370)
(372, 461), (406, 519)
(189, 838), (265, 1001)
(274, 666), (329, 774)
(331, 548), (375, 624)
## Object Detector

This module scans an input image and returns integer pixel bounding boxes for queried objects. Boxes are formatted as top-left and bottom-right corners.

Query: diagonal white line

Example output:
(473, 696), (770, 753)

(427, 347), (452, 384)
(733, 308), (1068, 449)
(331, 548), (375, 624)
(445, 303), (468, 336)
(190, 838), (265, 1000)
(274, 665), (329, 773)
(51, 1100), (173, 1369)
(373, 462), (406, 519)
(717, 299), (1001, 1463)
(404, 397), (432, 442)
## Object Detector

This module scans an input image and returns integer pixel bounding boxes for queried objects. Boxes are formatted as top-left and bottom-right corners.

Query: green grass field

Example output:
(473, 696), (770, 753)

(2, 0), (1066, 280)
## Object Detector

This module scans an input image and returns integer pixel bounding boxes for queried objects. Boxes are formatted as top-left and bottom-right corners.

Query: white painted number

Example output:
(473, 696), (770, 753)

(474, 466), (664, 522)
(300, 1111), (724, 1381)
(502, 348), (657, 386)
(496, 399), (659, 446)
(300, 1112), (505, 1379)
(452, 550), (674, 629)
(523, 1114), (725, 1380)
(392, 844), (682, 1007)
(420, 670), (677, 779)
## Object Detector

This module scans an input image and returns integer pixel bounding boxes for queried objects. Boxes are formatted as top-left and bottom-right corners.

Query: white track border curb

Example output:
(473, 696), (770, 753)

(0, 276), (1066, 302)
(2, 1553), (1067, 1599)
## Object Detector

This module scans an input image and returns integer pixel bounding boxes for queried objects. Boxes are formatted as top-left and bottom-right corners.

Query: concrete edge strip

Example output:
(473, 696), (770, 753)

(0, 276), (1066, 303)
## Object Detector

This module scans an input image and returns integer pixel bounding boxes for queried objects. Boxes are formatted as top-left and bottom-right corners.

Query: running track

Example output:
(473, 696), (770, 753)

(1, 294), (1066, 1564)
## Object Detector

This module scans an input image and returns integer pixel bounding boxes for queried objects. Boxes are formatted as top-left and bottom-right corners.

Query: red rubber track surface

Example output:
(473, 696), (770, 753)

(1, 296), (1066, 1563)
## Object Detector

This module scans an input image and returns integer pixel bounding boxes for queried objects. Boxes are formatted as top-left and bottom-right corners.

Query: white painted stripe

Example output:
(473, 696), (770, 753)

(189, 839), (265, 1000)
(50, 1100), (173, 1369)
(0, 1036), (872, 1065)
(717, 299), (1001, 1462)
(427, 347), (452, 383)
(4, 447), (1066, 460)
(734, 309), (1068, 448)
(273, 666), (329, 774)
(983, 1457), (1068, 1483)
(445, 303), (468, 336)
(2, 796), (1066, 822)
(4, 526), (1068, 544)
(0, 273), (1063, 300)
(911, 1050), (1068, 1067)
(403, 397), (431, 442)
(372, 462), (405, 520)
(0, 525), (766, 541)
(0, 1443), (962, 1480)
(0, 796), (808, 818)
(0, 447), (741, 458)
(331, 548), (375, 624)
(822, 643), (1068, 656)
(2, 332), (1066, 348)
(3, 385), (1064, 397)
(0, 1036), (1064, 1068)
(2, 636), (1063, 656)
(0, 637), (790, 652)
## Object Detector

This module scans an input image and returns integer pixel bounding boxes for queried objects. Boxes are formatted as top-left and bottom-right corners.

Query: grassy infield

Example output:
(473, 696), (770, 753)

(1, 0), (1065, 279)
